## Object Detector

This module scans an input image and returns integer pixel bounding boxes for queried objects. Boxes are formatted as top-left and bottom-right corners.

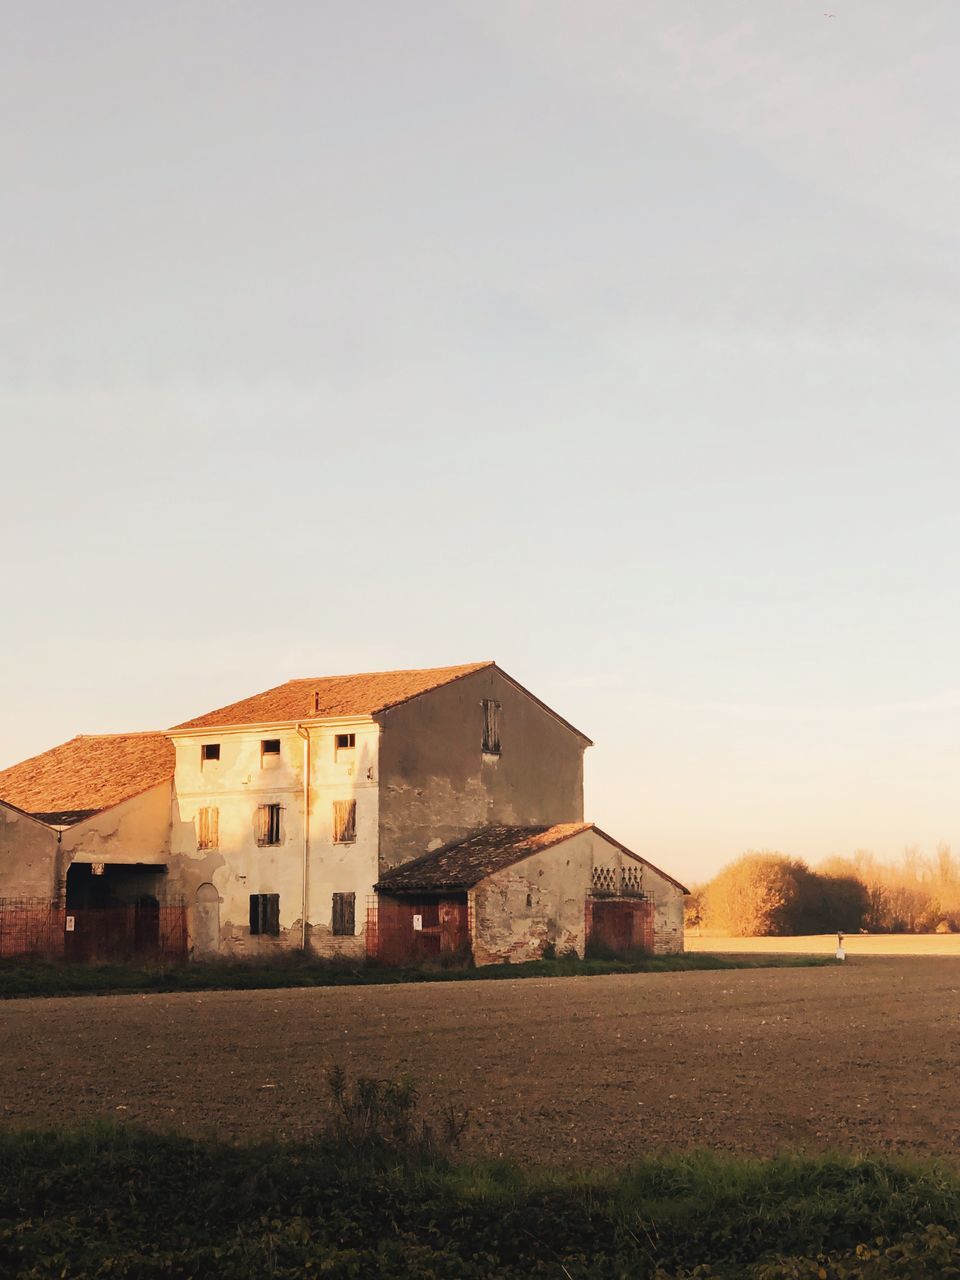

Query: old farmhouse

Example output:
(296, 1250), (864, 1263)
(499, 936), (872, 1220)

(0, 662), (686, 963)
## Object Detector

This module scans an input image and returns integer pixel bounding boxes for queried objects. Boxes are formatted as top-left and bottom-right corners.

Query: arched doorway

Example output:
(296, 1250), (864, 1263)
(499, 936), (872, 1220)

(194, 883), (221, 957)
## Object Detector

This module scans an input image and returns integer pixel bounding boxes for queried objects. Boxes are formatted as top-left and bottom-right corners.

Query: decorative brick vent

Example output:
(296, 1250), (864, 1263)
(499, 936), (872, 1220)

(591, 864), (646, 899)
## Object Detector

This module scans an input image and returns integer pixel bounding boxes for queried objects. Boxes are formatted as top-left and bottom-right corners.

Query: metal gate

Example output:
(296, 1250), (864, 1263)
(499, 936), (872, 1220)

(586, 897), (654, 957)
(367, 893), (471, 965)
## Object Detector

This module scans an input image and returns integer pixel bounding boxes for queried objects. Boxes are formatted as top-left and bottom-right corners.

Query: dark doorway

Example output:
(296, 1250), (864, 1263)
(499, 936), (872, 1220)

(64, 863), (174, 961)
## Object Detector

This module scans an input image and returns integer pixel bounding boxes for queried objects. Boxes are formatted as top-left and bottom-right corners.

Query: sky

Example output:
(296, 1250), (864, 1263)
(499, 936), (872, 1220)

(2, 1), (959, 885)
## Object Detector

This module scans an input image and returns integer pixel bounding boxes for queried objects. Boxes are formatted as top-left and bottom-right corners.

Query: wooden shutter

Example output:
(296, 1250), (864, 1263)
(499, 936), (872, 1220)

(333, 800), (356, 843)
(257, 805), (281, 846)
(265, 893), (280, 936)
(250, 894), (280, 935)
(198, 807), (219, 850)
(483, 700), (501, 754)
(332, 892), (356, 936)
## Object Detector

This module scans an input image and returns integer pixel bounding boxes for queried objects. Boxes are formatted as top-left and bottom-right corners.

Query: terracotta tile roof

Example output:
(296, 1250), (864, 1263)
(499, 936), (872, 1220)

(377, 823), (593, 891)
(0, 734), (174, 826)
(171, 662), (495, 731)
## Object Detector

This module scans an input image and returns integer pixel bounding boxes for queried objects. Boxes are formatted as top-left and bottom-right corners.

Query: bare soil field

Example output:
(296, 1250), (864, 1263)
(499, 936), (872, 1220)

(3, 957), (959, 1165)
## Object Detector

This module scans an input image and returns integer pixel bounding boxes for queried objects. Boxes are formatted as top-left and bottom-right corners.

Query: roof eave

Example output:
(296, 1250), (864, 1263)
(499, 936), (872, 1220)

(0, 798), (59, 831)
(590, 825), (690, 895)
(492, 667), (594, 746)
(49, 779), (173, 831)
(169, 714), (378, 737)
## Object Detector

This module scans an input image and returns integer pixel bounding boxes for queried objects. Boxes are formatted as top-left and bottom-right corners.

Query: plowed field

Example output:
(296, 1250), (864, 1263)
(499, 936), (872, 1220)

(3, 957), (959, 1164)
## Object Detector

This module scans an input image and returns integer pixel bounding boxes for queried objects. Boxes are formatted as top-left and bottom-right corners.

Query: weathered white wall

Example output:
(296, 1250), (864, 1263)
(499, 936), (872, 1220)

(169, 721), (379, 955)
(471, 830), (685, 965)
(471, 829), (595, 964)
(61, 783), (172, 861)
(0, 803), (58, 898)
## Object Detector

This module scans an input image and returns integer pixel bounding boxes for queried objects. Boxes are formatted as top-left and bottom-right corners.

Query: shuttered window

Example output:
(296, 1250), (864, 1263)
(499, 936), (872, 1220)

(256, 803), (282, 846)
(333, 800), (357, 843)
(482, 700), (501, 754)
(332, 892), (356, 936)
(197, 806), (219, 850)
(249, 893), (280, 936)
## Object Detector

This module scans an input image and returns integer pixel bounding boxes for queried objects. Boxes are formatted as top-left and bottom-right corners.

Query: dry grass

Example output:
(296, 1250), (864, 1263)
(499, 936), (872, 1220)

(686, 931), (960, 955)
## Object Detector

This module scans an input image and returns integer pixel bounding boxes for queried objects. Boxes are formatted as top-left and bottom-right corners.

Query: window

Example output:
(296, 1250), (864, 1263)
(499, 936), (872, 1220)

(332, 891), (356, 936)
(335, 733), (355, 751)
(201, 743), (220, 766)
(482, 700), (501, 755)
(197, 806), (219, 850)
(256, 803), (282, 846)
(261, 738), (281, 769)
(332, 799), (357, 843)
(249, 893), (280, 936)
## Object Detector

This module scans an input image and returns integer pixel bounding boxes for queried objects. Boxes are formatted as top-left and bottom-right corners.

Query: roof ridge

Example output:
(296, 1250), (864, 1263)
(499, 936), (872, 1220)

(289, 661), (494, 683)
(170, 661), (497, 732)
(76, 730), (168, 740)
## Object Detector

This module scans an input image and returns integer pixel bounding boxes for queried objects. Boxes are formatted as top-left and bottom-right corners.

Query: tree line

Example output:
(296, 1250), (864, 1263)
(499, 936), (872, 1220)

(686, 845), (960, 936)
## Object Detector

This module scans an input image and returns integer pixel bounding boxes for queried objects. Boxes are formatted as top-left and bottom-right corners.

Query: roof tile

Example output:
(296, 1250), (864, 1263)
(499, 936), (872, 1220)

(0, 734), (174, 824)
(377, 823), (592, 891)
(171, 662), (494, 731)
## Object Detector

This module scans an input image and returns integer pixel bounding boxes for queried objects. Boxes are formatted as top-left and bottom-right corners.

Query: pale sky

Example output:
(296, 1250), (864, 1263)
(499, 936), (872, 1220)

(2, 2), (959, 885)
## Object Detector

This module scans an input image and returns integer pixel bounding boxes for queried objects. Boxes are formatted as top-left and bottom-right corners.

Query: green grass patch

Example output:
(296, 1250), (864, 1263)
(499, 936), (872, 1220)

(0, 950), (836, 1000)
(0, 1128), (957, 1277)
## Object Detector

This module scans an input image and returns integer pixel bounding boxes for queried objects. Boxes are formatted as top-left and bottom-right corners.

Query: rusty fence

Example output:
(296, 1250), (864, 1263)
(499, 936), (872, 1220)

(0, 896), (189, 963)
(0, 898), (65, 958)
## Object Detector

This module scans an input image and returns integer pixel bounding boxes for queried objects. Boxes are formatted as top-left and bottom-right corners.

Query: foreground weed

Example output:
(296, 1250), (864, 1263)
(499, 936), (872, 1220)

(1, 1122), (960, 1279)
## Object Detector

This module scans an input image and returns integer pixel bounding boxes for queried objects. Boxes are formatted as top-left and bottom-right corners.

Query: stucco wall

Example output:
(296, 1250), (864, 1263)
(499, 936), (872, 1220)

(0, 804), (58, 898)
(169, 722), (378, 956)
(377, 667), (587, 872)
(642, 860), (685, 955)
(471, 830), (685, 965)
(471, 828), (595, 964)
(61, 783), (172, 866)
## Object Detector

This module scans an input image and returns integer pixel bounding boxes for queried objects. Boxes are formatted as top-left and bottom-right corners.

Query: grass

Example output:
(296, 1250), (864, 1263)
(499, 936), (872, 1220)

(0, 950), (837, 1000)
(0, 1126), (958, 1277)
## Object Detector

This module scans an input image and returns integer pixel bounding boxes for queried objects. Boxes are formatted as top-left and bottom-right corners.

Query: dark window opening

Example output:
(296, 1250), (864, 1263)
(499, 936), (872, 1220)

(482, 700), (501, 755)
(333, 799), (357, 843)
(261, 738), (281, 756)
(250, 893), (280, 936)
(332, 892), (356, 936)
(526, 892), (533, 909)
(335, 733), (356, 752)
(201, 743), (220, 764)
(256, 803), (282, 846)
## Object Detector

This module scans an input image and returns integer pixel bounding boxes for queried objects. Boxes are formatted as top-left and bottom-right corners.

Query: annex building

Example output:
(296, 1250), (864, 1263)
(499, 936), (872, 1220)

(0, 662), (686, 964)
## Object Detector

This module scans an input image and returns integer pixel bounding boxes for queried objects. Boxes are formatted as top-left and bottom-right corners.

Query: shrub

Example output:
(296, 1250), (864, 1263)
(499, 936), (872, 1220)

(325, 1064), (468, 1163)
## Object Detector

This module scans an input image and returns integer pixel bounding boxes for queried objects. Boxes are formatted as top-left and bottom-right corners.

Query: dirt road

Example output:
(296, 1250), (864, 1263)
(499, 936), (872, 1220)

(3, 958), (959, 1164)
